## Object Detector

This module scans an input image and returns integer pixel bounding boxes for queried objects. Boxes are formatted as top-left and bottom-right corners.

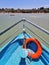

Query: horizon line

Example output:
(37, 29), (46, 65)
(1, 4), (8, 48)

(0, 7), (49, 9)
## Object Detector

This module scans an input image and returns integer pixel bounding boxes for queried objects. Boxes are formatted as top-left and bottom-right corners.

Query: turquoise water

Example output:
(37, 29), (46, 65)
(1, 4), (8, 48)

(0, 33), (49, 65)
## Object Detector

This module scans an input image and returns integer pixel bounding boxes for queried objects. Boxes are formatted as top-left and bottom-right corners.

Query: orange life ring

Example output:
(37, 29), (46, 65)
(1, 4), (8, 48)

(23, 38), (42, 59)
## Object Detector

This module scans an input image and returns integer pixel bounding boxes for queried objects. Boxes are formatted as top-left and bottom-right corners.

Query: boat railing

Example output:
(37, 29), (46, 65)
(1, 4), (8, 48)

(0, 18), (49, 47)
(0, 18), (49, 35)
(0, 27), (22, 46)
(22, 18), (49, 35)
(24, 25), (49, 45)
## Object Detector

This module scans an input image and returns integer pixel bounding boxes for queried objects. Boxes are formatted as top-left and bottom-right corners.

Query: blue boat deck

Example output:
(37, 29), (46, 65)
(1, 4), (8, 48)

(0, 33), (49, 65)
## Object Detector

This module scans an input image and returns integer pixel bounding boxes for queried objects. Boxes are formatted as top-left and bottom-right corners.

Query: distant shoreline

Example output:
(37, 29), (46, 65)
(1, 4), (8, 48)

(0, 7), (49, 13)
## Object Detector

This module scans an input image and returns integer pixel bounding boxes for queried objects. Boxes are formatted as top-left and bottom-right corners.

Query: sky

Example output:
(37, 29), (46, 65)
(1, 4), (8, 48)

(0, 0), (49, 9)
